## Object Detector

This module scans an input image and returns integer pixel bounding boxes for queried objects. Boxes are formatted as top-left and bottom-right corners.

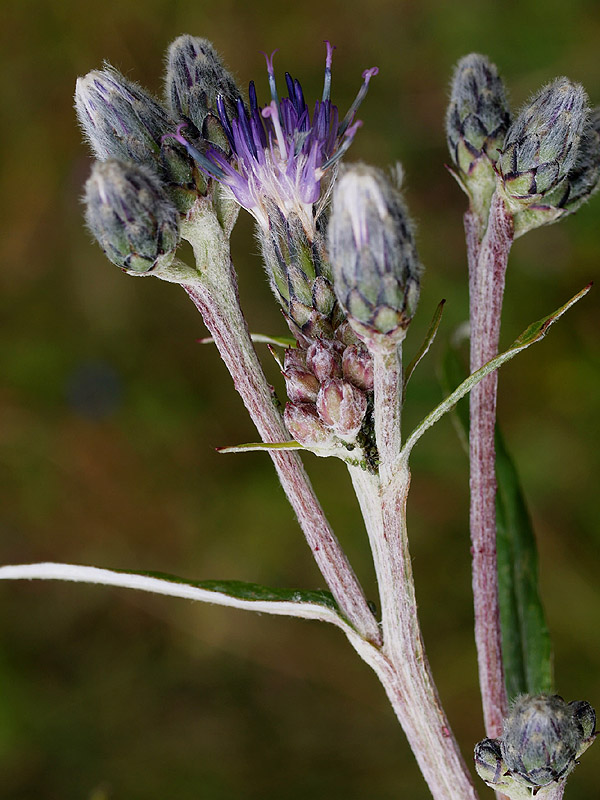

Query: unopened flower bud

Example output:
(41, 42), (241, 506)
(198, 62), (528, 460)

(328, 164), (421, 349)
(569, 700), (597, 749)
(284, 402), (333, 448)
(499, 79), (588, 209)
(501, 694), (590, 788)
(446, 54), (510, 209)
(306, 340), (343, 382)
(84, 159), (179, 274)
(316, 379), (367, 439)
(76, 67), (172, 167)
(342, 344), (374, 391)
(164, 35), (241, 132)
(283, 367), (320, 404)
(260, 206), (339, 342)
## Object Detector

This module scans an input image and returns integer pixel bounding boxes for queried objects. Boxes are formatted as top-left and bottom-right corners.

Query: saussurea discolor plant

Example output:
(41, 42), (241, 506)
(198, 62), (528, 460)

(0, 37), (598, 800)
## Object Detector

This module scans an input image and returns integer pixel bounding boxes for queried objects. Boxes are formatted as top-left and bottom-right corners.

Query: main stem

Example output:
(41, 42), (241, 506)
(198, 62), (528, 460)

(466, 190), (514, 738)
(181, 213), (380, 646)
(347, 340), (479, 800)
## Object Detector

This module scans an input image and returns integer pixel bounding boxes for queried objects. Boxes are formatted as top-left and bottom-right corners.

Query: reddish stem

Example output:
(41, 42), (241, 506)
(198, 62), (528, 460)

(466, 191), (514, 738)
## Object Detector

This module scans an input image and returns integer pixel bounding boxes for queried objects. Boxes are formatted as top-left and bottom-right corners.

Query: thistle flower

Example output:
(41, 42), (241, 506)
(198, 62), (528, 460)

(169, 42), (378, 238)
(84, 159), (180, 274)
(327, 163), (421, 348)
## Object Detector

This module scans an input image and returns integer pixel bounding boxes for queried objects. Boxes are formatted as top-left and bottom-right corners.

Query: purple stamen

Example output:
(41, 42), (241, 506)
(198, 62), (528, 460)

(261, 49), (280, 107)
(322, 40), (336, 102)
(216, 95), (235, 149)
(262, 101), (288, 160)
(338, 66), (378, 136)
(163, 124), (227, 180)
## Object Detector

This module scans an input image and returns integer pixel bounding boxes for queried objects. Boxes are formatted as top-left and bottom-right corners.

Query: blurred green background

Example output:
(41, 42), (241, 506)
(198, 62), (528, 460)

(1, 0), (600, 797)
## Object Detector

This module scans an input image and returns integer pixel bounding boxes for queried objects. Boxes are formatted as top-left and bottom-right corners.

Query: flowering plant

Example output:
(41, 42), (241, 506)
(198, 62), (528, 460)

(1, 37), (599, 800)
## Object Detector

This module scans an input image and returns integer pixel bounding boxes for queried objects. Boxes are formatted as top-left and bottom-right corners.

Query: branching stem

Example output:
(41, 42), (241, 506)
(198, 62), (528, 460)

(181, 210), (381, 646)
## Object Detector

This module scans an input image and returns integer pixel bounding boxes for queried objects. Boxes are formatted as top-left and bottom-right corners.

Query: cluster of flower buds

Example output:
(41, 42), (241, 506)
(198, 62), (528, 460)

(281, 163), (422, 461)
(446, 54), (600, 234)
(282, 327), (375, 455)
(474, 694), (596, 798)
(77, 36), (247, 278)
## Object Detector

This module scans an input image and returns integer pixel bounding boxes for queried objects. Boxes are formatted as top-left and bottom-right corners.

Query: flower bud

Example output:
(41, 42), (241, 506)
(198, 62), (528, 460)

(328, 163), (421, 348)
(259, 206), (339, 342)
(446, 54), (510, 209)
(283, 367), (320, 404)
(284, 402), (333, 448)
(84, 159), (180, 274)
(316, 379), (367, 439)
(76, 67), (172, 167)
(164, 35), (241, 131)
(306, 340), (343, 382)
(499, 79), (588, 209)
(501, 694), (588, 788)
(342, 344), (374, 391)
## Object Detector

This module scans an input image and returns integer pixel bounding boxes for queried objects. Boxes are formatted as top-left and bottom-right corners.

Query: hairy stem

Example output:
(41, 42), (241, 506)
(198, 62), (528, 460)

(348, 463), (479, 800)
(180, 211), (380, 645)
(343, 339), (479, 800)
(466, 190), (514, 737)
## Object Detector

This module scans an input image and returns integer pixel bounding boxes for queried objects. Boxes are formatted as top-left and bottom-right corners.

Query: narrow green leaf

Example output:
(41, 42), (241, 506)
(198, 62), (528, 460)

(0, 563), (351, 630)
(198, 333), (297, 348)
(216, 441), (304, 454)
(495, 429), (553, 698)
(403, 299), (446, 401)
(440, 346), (553, 700)
(125, 568), (340, 612)
(401, 284), (591, 460)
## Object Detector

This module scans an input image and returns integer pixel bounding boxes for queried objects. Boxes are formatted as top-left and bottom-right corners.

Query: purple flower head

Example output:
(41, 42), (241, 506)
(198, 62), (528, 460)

(167, 42), (378, 236)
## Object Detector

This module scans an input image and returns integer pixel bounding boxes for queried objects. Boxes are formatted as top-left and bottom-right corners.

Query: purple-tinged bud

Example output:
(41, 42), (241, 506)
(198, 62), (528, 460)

(283, 367), (320, 404)
(501, 694), (592, 788)
(316, 379), (367, 439)
(569, 700), (596, 743)
(76, 67), (172, 166)
(499, 79), (588, 209)
(75, 66), (206, 212)
(446, 54), (510, 211)
(342, 344), (374, 391)
(84, 159), (180, 274)
(284, 402), (333, 448)
(259, 206), (340, 342)
(328, 163), (422, 349)
(306, 340), (343, 382)
(164, 35), (241, 132)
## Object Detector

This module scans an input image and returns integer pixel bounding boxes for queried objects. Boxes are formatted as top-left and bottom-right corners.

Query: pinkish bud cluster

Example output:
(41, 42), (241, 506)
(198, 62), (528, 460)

(282, 335), (374, 450)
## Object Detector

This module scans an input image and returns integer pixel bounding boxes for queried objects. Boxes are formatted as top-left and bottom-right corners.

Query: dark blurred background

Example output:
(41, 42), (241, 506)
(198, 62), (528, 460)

(1, 0), (600, 798)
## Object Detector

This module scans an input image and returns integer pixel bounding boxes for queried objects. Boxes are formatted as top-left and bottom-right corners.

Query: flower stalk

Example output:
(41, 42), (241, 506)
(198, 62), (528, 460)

(180, 208), (381, 646)
(467, 189), (514, 738)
